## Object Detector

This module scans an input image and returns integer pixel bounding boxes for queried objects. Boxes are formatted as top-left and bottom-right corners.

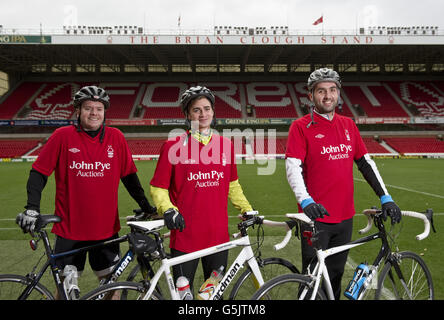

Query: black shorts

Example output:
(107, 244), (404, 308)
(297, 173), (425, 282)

(54, 234), (121, 278)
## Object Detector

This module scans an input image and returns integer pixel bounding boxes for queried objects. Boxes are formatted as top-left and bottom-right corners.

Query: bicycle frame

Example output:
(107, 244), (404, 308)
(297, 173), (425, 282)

(129, 220), (264, 300)
(19, 228), (129, 300)
(286, 209), (432, 301)
(305, 234), (382, 300)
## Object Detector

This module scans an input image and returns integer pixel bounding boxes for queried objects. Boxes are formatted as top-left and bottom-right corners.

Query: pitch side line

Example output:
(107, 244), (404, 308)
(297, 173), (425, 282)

(354, 178), (444, 200)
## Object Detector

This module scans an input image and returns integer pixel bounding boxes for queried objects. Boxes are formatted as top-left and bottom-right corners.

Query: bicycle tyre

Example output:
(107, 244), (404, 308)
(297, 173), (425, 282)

(251, 273), (327, 300)
(229, 257), (299, 300)
(80, 281), (163, 300)
(375, 251), (434, 300)
(0, 274), (54, 300)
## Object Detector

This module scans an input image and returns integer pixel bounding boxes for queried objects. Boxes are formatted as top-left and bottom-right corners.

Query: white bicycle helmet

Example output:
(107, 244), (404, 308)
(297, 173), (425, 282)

(307, 68), (342, 91)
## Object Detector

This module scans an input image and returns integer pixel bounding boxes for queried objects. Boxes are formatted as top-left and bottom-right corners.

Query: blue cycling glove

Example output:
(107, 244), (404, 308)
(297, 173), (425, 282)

(380, 195), (402, 225)
(301, 198), (329, 221)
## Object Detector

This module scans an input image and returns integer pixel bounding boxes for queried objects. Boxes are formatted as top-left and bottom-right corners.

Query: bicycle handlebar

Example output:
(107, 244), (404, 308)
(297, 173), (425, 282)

(232, 215), (291, 249)
(271, 213), (312, 251)
(359, 209), (433, 240)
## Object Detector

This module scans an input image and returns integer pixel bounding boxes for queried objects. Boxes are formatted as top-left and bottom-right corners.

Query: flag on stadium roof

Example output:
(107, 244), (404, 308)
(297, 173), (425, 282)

(313, 15), (323, 25)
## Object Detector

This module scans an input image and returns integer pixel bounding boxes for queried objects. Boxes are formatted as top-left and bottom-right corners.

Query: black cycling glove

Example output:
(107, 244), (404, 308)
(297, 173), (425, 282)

(164, 208), (185, 232)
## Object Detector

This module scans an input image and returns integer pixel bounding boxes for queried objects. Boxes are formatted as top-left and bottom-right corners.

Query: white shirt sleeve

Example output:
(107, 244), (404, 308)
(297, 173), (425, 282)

(285, 157), (311, 204)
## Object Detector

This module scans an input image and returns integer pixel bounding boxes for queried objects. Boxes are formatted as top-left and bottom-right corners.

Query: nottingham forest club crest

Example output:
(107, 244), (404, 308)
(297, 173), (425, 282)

(107, 145), (114, 158)
(344, 129), (350, 141)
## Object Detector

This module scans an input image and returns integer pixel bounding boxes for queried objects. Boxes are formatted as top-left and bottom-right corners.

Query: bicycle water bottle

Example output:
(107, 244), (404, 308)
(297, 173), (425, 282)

(344, 263), (369, 300)
(63, 264), (80, 300)
(197, 266), (225, 300)
(176, 276), (193, 300)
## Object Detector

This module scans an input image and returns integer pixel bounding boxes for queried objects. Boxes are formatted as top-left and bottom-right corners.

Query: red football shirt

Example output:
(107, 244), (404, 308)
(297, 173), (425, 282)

(286, 113), (368, 223)
(150, 132), (238, 253)
(33, 125), (137, 240)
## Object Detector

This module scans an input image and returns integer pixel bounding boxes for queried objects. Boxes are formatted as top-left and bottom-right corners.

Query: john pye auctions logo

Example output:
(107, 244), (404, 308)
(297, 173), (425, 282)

(69, 160), (111, 177)
(320, 144), (352, 160)
(187, 170), (224, 188)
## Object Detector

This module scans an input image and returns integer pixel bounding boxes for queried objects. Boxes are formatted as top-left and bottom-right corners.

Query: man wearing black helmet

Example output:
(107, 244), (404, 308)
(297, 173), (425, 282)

(16, 85), (156, 293)
(285, 68), (402, 299)
(149, 85), (253, 291)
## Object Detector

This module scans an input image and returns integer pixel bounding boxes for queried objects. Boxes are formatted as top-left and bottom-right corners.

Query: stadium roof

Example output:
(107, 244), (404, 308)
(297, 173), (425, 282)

(0, 27), (443, 78)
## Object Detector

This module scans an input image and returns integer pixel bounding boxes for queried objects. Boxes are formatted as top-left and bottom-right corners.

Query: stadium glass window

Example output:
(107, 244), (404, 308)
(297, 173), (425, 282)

(408, 64), (426, 72)
(361, 64), (380, 72)
(76, 64), (95, 73)
(432, 64), (444, 72)
(0, 71), (8, 96)
(338, 64), (357, 72)
(289, 64), (311, 72)
(172, 64), (192, 72)
(148, 64), (168, 72)
(100, 64), (121, 72)
(51, 64), (71, 73)
(196, 64), (217, 72)
(219, 64), (240, 72)
(124, 65), (144, 72)
(31, 64), (47, 73)
(245, 64), (264, 72)
(315, 64), (334, 70)
(385, 64), (403, 72)
(269, 64), (288, 72)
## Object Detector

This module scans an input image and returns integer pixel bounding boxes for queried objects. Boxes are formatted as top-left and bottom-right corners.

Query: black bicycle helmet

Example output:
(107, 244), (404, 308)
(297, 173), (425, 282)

(73, 85), (110, 109)
(179, 86), (215, 115)
(307, 68), (342, 91)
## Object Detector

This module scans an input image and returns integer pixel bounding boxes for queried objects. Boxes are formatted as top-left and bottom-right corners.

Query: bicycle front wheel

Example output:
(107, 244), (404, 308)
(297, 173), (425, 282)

(229, 257), (299, 300)
(80, 281), (163, 300)
(376, 251), (434, 300)
(0, 274), (54, 300)
(251, 273), (327, 300)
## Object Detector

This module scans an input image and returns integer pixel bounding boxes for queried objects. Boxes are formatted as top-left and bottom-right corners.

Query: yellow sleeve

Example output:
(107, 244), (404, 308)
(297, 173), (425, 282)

(149, 185), (178, 215)
(228, 179), (253, 213)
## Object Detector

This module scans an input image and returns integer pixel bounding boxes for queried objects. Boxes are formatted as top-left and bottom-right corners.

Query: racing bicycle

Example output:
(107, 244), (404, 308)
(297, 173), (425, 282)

(0, 210), (163, 300)
(80, 211), (299, 300)
(251, 208), (435, 300)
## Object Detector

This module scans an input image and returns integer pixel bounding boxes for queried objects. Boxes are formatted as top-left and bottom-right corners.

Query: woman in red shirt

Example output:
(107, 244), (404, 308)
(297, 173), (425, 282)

(150, 86), (253, 290)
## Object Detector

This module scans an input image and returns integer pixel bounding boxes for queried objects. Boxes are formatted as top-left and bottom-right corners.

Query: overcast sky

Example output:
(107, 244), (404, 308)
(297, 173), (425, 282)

(1, 0), (443, 32)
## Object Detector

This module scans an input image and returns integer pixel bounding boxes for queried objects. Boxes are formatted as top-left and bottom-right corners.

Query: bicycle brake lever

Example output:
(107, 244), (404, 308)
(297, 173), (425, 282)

(425, 209), (436, 233)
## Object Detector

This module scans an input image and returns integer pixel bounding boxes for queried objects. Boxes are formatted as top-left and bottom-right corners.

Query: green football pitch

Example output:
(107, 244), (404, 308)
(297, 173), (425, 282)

(0, 158), (443, 299)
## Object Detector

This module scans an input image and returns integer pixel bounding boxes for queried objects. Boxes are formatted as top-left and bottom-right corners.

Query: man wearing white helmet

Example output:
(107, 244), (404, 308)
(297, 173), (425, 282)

(16, 85), (156, 293)
(285, 68), (401, 299)
(149, 85), (253, 291)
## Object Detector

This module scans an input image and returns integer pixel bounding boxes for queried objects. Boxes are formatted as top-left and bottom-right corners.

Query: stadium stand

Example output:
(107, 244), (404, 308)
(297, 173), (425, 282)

(342, 83), (409, 117)
(127, 138), (165, 156)
(2, 80), (444, 120)
(0, 139), (41, 158)
(386, 81), (444, 117)
(383, 136), (444, 155)
(0, 82), (43, 119)
(362, 137), (393, 154)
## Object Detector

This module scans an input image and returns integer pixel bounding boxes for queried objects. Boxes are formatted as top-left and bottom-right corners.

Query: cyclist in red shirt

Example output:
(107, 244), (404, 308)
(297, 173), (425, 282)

(150, 86), (253, 290)
(16, 85), (156, 287)
(286, 68), (402, 299)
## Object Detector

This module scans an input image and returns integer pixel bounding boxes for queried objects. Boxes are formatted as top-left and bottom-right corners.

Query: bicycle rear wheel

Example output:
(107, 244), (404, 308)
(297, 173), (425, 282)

(80, 281), (163, 300)
(0, 274), (54, 300)
(376, 251), (434, 300)
(251, 273), (327, 300)
(229, 257), (299, 300)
